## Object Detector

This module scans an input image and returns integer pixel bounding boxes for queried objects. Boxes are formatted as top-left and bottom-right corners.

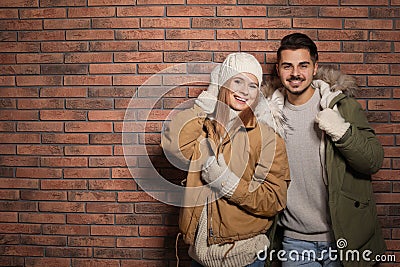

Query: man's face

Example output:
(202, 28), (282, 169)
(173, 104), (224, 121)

(276, 48), (318, 98)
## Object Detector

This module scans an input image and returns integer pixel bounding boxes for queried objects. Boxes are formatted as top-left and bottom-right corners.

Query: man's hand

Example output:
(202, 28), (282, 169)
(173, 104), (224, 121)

(315, 108), (350, 142)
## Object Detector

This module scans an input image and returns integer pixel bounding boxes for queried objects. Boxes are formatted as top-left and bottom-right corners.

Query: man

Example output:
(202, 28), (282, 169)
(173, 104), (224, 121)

(267, 33), (386, 266)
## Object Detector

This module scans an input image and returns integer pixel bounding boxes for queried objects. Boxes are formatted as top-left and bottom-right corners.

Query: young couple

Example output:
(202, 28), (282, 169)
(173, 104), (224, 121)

(161, 33), (386, 267)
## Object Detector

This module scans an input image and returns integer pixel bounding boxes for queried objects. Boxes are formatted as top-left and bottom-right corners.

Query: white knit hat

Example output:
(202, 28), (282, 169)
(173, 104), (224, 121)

(218, 52), (263, 89)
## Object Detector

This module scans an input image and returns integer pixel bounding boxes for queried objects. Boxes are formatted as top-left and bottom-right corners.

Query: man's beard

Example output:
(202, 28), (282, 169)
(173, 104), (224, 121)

(284, 77), (312, 96)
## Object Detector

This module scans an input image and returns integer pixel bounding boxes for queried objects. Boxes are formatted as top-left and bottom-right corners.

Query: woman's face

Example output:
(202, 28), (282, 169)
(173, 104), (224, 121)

(224, 73), (259, 112)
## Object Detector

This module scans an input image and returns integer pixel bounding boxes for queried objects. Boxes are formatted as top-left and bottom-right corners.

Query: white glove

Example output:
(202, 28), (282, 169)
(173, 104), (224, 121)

(195, 65), (220, 114)
(315, 108), (350, 142)
(201, 154), (240, 197)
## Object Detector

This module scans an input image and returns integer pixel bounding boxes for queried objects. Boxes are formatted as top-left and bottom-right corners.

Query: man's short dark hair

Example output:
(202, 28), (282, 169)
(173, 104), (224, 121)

(277, 33), (319, 63)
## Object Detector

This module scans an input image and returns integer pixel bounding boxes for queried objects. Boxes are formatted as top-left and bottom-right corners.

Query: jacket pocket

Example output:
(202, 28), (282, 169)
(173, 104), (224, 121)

(336, 190), (375, 249)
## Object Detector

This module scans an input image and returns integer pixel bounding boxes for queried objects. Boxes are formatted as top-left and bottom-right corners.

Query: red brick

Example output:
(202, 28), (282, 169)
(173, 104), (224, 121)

(319, 7), (368, 17)
(89, 63), (136, 74)
(0, 54), (16, 64)
(16, 76), (62, 86)
(117, 237), (164, 248)
(90, 41), (138, 51)
(40, 110), (86, 121)
(66, 99), (113, 109)
(0, 212), (18, 222)
(139, 226), (178, 237)
(340, 64), (389, 75)
(0, 42), (40, 53)
(17, 145), (63, 155)
(0, 245), (44, 256)
(66, 30), (114, 40)
(167, 6), (214, 16)
(374, 170), (400, 181)
(92, 18), (139, 28)
(0, 76), (15, 86)
(44, 19), (89, 29)
(40, 87), (87, 97)
(25, 258), (70, 267)
(116, 214), (162, 225)
(371, 31), (400, 41)
(0, 157), (39, 167)
(89, 87), (136, 98)
(18, 99), (64, 109)
(42, 133), (89, 144)
(40, 0), (86, 6)
(370, 7), (400, 18)
(0, 20), (42, 31)
(0, 122), (15, 132)
(64, 75), (112, 86)
(368, 76), (400, 87)
(0, 65), (39, 75)
(186, 0), (234, 3)
(86, 202), (133, 213)
(93, 248), (141, 259)
(65, 122), (112, 132)
(65, 53), (112, 63)
(319, 53), (363, 63)
(46, 247), (92, 258)
(294, 18), (342, 29)
(0, 191), (19, 200)
(19, 31), (65, 41)
(345, 19), (392, 30)
(39, 202), (85, 213)
(192, 18), (240, 28)
(89, 180), (136, 190)
(20, 190), (66, 200)
(65, 145), (112, 156)
(91, 225), (138, 236)
(64, 168), (109, 178)
(20, 8), (66, 19)
(40, 157), (88, 167)
(68, 191), (116, 201)
(369, 100), (400, 110)
(166, 29), (214, 40)
(0, 144), (16, 154)
(217, 30), (265, 40)
(117, 6), (164, 16)
(0, 133), (40, 144)
(0, 110), (38, 120)
(21, 235), (67, 246)
(17, 122), (63, 132)
(19, 213), (65, 224)
(142, 18), (190, 28)
(89, 157), (128, 167)
(116, 29), (164, 40)
(69, 237), (115, 247)
(88, 110), (125, 121)
(0, 223), (40, 234)
(68, 7), (115, 17)
(41, 42), (88, 52)
(89, 133), (123, 144)
(40, 180), (87, 190)
(0, 9), (18, 18)
(242, 18), (291, 29)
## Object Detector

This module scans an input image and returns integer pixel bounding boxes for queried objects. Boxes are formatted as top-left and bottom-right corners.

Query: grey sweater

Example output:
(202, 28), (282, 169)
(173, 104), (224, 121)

(279, 88), (333, 242)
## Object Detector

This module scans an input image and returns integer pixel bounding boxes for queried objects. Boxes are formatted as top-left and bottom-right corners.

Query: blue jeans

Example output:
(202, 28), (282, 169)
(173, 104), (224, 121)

(190, 257), (265, 267)
(281, 237), (342, 267)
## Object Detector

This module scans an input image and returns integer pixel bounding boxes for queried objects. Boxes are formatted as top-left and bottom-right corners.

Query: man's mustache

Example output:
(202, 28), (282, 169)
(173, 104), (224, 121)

(287, 76), (305, 81)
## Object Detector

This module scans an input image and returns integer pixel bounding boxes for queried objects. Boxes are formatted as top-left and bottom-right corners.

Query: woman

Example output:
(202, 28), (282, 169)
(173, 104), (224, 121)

(161, 53), (290, 267)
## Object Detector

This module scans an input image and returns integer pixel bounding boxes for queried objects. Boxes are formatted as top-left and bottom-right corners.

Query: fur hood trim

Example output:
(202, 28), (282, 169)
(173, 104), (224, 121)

(253, 96), (286, 138)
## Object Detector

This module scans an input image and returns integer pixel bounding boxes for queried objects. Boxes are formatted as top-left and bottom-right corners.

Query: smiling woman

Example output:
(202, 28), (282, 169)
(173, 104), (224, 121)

(161, 52), (291, 267)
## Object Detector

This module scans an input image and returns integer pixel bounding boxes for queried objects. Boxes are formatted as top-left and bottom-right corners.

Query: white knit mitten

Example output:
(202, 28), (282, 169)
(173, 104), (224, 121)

(195, 65), (220, 114)
(201, 154), (240, 197)
(315, 108), (350, 142)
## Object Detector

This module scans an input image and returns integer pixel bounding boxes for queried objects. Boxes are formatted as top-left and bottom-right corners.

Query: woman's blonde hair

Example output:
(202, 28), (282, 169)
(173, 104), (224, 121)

(210, 81), (260, 145)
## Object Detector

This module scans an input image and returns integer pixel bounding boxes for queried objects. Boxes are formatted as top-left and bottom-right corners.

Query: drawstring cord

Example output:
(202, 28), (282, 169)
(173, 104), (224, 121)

(175, 232), (182, 267)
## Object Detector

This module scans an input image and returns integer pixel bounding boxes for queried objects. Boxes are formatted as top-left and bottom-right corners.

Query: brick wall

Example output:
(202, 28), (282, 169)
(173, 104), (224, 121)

(0, 0), (399, 266)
